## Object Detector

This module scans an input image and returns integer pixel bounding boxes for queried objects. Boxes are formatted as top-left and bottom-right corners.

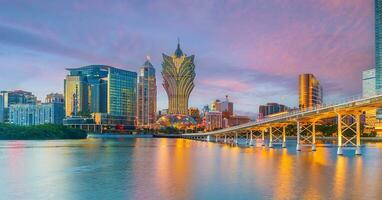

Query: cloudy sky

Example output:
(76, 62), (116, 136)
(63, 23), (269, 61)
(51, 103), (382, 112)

(0, 0), (375, 116)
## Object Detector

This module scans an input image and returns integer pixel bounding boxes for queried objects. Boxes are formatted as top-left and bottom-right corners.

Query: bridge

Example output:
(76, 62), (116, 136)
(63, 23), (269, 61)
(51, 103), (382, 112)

(182, 93), (382, 155)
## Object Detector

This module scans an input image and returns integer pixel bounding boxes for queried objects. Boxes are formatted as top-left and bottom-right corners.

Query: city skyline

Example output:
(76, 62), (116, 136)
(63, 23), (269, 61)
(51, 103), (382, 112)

(0, 0), (375, 116)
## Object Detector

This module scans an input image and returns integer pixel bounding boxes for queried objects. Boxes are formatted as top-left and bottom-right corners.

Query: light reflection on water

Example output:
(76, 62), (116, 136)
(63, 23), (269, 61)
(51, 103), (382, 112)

(0, 138), (381, 200)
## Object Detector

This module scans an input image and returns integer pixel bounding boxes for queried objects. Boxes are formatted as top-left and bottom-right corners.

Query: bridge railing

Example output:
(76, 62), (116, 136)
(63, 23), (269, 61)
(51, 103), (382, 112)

(257, 92), (382, 124)
(185, 92), (382, 136)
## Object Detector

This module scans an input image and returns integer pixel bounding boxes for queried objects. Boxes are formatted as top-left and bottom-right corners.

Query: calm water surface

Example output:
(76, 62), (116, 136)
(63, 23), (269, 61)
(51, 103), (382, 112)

(0, 138), (382, 200)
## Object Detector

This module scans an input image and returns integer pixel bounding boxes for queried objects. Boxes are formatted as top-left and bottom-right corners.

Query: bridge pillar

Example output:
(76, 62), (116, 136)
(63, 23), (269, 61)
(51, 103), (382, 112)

(336, 111), (362, 155)
(249, 130), (253, 146)
(215, 136), (218, 143)
(235, 132), (238, 144)
(296, 121), (301, 151)
(356, 114), (361, 155)
(206, 135), (210, 142)
(224, 135), (227, 143)
(337, 113), (343, 155)
(262, 129), (265, 146)
(282, 126), (286, 148)
(268, 126), (273, 148)
(312, 121), (316, 151)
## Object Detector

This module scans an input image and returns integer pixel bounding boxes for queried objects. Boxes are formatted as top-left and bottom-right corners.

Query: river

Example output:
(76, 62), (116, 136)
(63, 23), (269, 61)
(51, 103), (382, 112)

(0, 138), (381, 199)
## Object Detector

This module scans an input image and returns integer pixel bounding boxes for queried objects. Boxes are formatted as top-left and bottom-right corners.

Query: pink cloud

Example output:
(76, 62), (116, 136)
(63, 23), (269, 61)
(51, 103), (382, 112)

(199, 78), (251, 92)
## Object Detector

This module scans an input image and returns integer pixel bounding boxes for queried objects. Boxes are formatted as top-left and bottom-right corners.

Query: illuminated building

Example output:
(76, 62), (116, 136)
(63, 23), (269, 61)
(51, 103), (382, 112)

(64, 75), (88, 116)
(156, 114), (197, 130)
(0, 90), (37, 123)
(298, 74), (323, 109)
(162, 41), (195, 115)
(137, 58), (157, 128)
(376, 0), (382, 92)
(258, 103), (288, 119)
(205, 111), (223, 131)
(64, 65), (137, 125)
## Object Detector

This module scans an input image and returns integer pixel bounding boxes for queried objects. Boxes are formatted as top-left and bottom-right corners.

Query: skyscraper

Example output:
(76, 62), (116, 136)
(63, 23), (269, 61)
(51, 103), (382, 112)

(64, 65), (137, 125)
(137, 58), (157, 128)
(376, 0), (382, 92)
(299, 74), (323, 109)
(162, 41), (196, 115)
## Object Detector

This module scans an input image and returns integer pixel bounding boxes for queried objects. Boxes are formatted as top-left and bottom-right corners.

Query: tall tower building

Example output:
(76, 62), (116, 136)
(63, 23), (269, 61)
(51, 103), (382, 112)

(137, 58), (157, 128)
(299, 74), (323, 109)
(376, 0), (382, 92)
(162, 41), (196, 115)
(64, 65), (137, 125)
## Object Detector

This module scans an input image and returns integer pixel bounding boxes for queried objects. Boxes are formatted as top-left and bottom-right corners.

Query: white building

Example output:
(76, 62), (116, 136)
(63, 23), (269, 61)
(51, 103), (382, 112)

(362, 68), (376, 97)
(9, 102), (64, 126)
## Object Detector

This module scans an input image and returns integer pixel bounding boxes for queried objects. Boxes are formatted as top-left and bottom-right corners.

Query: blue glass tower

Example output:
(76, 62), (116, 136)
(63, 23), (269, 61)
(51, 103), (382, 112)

(376, 0), (382, 92)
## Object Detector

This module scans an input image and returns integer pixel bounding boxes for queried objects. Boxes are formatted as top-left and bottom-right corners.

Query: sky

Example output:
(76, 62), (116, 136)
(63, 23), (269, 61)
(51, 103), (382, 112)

(0, 0), (375, 117)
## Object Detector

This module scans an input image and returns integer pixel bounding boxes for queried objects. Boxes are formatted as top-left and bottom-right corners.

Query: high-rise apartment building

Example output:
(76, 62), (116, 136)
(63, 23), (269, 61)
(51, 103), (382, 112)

(64, 65), (137, 125)
(205, 111), (223, 131)
(299, 74), (323, 109)
(137, 59), (157, 128)
(258, 103), (288, 119)
(162, 41), (196, 115)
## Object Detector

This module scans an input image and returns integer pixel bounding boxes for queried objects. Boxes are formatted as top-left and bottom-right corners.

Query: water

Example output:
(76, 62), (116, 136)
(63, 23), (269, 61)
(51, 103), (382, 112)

(0, 138), (381, 200)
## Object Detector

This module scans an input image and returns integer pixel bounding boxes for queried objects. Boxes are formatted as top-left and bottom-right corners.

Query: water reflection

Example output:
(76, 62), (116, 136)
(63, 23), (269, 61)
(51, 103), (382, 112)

(0, 139), (381, 199)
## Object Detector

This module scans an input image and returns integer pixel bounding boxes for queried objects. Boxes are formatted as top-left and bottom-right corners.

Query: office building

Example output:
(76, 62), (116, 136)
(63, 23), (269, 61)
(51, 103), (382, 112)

(162, 41), (196, 115)
(299, 74), (323, 109)
(64, 65), (137, 125)
(137, 59), (157, 128)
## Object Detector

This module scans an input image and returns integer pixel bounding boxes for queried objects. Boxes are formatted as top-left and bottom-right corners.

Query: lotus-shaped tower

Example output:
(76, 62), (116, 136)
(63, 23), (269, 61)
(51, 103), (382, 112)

(162, 41), (196, 115)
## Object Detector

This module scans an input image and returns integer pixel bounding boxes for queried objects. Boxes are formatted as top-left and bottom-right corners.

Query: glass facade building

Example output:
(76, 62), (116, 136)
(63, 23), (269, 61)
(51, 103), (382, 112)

(299, 74), (323, 109)
(64, 65), (137, 125)
(137, 59), (157, 128)
(376, 0), (382, 92)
